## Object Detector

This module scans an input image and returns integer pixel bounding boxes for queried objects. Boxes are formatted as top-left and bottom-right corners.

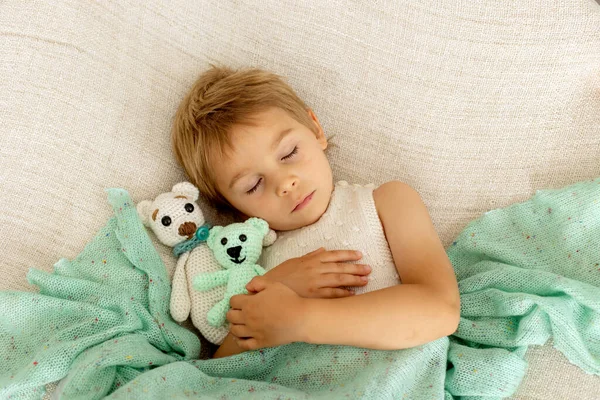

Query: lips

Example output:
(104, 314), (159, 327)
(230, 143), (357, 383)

(293, 191), (315, 212)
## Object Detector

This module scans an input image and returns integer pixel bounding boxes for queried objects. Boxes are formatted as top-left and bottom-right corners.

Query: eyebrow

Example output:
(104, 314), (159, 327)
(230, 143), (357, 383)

(271, 128), (293, 151)
(228, 127), (293, 189)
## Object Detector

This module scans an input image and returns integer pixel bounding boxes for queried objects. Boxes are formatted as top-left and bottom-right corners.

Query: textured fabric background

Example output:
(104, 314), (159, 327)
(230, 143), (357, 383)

(1, 0), (599, 398)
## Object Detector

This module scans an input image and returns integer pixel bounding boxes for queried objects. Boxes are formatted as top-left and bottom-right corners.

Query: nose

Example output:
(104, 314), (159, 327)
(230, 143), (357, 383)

(277, 176), (298, 197)
(227, 246), (242, 259)
(178, 222), (197, 239)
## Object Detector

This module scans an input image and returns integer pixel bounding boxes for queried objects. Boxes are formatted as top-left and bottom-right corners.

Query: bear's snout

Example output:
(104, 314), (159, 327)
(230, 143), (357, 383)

(227, 246), (242, 259)
(178, 222), (197, 239)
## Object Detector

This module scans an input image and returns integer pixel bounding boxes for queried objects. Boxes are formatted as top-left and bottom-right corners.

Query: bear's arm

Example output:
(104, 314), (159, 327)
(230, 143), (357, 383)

(192, 270), (230, 291)
(253, 265), (267, 276)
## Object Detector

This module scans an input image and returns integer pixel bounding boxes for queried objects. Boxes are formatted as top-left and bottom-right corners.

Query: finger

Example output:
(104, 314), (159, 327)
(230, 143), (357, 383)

(245, 276), (270, 293)
(245, 276), (259, 292)
(226, 309), (245, 324)
(318, 287), (356, 298)
(230, 323), (253, 338)
(235, 337), (260, 351)
(229, 294), (248, 310)
(322, 273), (369, 288)
(319, 250), (363, 263)
(326, 263), (371, 276)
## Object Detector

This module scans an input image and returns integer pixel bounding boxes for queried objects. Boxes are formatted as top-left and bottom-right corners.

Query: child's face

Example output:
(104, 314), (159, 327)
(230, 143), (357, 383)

(211, 107), (333, 231)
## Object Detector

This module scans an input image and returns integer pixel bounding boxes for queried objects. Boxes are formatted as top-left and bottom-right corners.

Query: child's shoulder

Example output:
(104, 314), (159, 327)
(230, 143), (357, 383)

(372, 180), (426, 225)
(373, 180), (418, 203)
(335, 180), (422, 214)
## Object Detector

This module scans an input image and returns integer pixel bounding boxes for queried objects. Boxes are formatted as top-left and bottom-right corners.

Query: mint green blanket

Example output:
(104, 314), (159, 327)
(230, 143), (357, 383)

(1, 179), (599, 399)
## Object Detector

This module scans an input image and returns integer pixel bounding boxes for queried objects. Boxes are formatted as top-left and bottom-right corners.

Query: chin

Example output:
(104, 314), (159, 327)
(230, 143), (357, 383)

(298, 194), (328, 228)
(272, 214), (317, 232)
(278, 218), (307, 231)
(304, 209), (323, 226)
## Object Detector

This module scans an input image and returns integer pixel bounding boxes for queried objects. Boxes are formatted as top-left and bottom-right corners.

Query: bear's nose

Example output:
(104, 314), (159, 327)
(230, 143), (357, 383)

(178, 222), (197, 239)
(227, 246), (242, 259)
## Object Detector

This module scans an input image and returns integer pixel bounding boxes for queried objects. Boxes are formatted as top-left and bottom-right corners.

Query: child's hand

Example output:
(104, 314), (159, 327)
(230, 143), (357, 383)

(251, 247), (371, 298)
(227, 277), (308, 350)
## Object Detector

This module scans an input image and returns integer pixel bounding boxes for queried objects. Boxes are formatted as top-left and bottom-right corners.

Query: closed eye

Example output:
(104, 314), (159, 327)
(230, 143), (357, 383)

(246, 178), (262, 194)
(282, 146), (298, 160)
(245, 146), (298, 195)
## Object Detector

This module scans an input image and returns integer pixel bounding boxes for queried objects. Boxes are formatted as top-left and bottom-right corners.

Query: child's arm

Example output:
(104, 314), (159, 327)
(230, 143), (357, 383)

(227, 181), (460, 351)
(302, 181), (461, 349)
(212, 254), (368, 358)
(212, 333), (246, 358)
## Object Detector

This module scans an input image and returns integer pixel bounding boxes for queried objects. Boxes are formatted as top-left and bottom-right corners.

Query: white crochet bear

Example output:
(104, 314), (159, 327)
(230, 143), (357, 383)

(136, 182), (276, 345)
(136, 182), (228, 344)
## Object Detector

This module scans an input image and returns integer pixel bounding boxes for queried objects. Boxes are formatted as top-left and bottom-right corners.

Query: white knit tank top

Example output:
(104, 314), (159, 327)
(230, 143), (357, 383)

(259, 181), (401, 295)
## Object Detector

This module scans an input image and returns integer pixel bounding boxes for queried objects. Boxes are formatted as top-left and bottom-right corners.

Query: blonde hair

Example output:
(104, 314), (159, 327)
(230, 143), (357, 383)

(171, 63), (319, 212)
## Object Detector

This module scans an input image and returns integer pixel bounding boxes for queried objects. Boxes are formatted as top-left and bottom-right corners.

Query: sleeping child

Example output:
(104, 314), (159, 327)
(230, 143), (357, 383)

(170, 64), (461, 359)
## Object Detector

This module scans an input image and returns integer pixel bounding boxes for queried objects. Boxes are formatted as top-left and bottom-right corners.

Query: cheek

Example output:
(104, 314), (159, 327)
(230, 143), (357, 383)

(230, 194), (274, 218)
(309, 149), (330, 173)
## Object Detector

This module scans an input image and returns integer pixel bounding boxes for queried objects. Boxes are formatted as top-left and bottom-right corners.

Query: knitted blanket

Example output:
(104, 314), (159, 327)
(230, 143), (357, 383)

(1, 179), (599, 399)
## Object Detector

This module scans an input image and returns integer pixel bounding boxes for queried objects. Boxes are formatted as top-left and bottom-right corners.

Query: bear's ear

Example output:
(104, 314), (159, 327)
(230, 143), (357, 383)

(263, 229), (277, 247)
(172, 182), (199, 202)
(246, 217), (269, 237)
(207, 226), (223, 250)
(136, 200), (153, 227)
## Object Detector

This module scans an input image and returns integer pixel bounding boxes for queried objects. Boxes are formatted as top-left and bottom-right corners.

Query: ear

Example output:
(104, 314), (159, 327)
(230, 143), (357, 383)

(136, 200), (153, 227)
(246, 217), (269, 237)
(307, 108), (327, 150)
(207, 226), (223, 250)
(172, 182), (200, 202)
(262, 229), (277, 247)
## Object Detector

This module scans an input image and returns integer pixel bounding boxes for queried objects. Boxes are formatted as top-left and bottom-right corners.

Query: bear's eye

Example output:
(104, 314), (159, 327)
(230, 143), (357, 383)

(239, 234), (247, 242)
(221, 237), (228, 246)
(161, 216), (172, 227)
(184, 203), (194, 213)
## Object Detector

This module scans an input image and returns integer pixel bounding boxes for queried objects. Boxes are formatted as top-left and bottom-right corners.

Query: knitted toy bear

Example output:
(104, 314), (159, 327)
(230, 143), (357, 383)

(136, 182), (229, 344)
(193, 217), (274, 328)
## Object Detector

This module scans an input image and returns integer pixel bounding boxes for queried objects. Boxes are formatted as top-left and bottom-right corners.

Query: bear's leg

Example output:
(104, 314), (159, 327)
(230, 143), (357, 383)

(207, 298), (230, 327)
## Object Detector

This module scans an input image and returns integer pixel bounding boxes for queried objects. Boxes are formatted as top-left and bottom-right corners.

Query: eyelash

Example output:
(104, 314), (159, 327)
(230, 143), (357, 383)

(282, 146), (298, 160)
(247, 178), (262, 194)
(245, 146), (299, 195)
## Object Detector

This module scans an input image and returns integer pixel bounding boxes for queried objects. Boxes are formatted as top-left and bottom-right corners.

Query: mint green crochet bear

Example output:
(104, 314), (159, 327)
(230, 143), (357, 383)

(193, 217), (271, 327)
